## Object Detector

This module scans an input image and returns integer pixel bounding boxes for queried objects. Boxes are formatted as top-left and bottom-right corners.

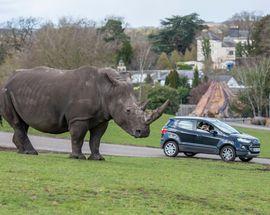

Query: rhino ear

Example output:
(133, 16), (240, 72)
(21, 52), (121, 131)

(105, 71), (121, 87)
(119, 72), (132, 83)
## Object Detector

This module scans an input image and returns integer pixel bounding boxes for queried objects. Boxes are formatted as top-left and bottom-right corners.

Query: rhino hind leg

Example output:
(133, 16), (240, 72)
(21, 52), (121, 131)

(13, 124), (38, 155)
(12, 131), (25, 153)
(0, 90), (37, 155)
(88, 121), (109, 161)
(69, 121), (88, 160)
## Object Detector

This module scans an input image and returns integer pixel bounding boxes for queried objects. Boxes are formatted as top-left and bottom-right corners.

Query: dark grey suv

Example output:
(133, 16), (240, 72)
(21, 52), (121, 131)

(160, 117), (260, 162)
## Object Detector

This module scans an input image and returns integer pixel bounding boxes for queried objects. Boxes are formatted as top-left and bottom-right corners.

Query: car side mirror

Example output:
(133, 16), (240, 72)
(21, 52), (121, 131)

(210, 130), (218, 136)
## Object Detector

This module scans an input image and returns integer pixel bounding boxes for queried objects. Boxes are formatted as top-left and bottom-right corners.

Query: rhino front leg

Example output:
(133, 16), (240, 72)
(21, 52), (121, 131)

(69, 121), (88, 160)
(88, 121), (109, 161)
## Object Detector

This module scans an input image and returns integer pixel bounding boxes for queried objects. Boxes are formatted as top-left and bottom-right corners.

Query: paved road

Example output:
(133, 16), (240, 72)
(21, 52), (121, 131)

(0, 131), (269, 165)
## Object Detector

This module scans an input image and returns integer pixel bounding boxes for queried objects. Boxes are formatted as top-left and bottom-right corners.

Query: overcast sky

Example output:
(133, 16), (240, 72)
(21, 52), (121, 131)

(0, 0), (270, 27)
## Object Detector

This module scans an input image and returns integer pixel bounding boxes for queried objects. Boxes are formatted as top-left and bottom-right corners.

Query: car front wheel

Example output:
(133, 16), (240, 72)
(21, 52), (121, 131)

(184, 152), (197, 157)
(239, 157), (253, 162)
(220, 145), (236, 162)
(163, 141), (179, 157)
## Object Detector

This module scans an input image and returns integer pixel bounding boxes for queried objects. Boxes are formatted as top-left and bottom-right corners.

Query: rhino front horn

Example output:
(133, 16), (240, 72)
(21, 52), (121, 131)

(145, 100), (170, 125)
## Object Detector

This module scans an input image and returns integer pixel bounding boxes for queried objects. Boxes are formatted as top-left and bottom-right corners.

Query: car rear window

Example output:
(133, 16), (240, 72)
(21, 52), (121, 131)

(175, 120), (194, 130)
(166, 119), (175, 127)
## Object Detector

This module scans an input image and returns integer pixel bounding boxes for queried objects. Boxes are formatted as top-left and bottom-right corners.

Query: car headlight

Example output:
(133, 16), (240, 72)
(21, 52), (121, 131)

(237, 138), (251, 143)
(241, 145), (247, 150)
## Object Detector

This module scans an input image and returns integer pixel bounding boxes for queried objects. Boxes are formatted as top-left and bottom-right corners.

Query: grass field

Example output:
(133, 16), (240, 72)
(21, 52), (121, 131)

(0, 151), (269, 214)
(1, 115), (270, 158)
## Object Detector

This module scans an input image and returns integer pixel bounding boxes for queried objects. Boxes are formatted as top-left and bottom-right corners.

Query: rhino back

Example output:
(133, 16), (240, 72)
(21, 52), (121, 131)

(4, 66), (101, 133)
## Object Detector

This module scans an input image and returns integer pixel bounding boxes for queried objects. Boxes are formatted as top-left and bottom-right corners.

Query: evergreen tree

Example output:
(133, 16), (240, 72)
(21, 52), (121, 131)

(252, 15), (270, 56)
(156, 52), (172, 69)
(202, 37), (213, 73)
(149, 13), (205, 54)
(116, 40), (133, 65)
(99, 18), (128, 43)
(192, 65), (200, 88)
(183, 45), (197, 61)
(147, 85), (180, 114)
(178, 74), (190, 89)
(165, 70), (180, 89)
(178, 86), (190, 104)
(203, 74), (209, 82)
(170, 50), (182, 69)
(100, 18), (133, 65)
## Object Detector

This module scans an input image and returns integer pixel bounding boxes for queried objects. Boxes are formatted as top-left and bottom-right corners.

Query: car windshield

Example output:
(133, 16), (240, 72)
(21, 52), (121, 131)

(211, 120), (240, 134)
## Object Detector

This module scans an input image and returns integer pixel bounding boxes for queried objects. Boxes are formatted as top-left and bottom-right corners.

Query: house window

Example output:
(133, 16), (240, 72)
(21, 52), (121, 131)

(228, 50), (234, 55)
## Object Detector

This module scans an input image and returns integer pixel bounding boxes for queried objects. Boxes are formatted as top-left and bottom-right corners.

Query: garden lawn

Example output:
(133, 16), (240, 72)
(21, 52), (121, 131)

(0, 151), (270, 214)
(1, 115), (270, 158)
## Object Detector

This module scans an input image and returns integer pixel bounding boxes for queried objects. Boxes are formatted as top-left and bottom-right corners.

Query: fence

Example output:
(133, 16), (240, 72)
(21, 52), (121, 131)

(176, 104), (196, 116)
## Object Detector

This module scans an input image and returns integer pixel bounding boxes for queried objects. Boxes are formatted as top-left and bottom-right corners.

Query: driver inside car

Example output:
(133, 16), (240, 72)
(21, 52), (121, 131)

(198, 122), (213, 133)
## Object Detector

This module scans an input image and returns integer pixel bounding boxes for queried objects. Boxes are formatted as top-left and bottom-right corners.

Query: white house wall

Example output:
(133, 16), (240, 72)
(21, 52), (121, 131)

(197, 39), (236, 69)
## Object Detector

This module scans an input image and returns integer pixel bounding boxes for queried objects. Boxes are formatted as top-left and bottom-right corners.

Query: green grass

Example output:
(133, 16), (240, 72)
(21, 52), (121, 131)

(1, 115), (270, 158)
(0, 151), (270, 214)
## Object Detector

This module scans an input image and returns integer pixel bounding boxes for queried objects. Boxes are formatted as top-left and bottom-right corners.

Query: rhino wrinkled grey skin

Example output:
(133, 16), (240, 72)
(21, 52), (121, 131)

(0, 66), (169, 160)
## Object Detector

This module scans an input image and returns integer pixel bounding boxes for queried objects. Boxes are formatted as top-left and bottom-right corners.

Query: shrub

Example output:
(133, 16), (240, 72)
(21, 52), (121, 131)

(177, 63), (193, 70)
(147, 85), (180, 114)
(188, 81), (210, 104)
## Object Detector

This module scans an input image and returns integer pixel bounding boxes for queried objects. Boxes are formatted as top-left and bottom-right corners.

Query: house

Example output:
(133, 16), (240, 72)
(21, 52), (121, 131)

(209, 75), (244, 90)
(224, 26), (249, 44)
(197, 26), (249, 71)
(197, 30), (235, 70)
(129, 70), (203, 87)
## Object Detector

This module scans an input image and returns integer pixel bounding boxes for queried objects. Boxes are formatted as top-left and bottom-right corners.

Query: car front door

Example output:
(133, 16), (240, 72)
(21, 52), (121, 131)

(195, 120), (222, 154)
(174, 119), (198, 152)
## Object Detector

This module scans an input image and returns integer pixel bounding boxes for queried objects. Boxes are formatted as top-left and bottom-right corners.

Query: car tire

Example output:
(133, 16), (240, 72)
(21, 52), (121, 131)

(183, 152), (197, 157)
(220, 145), (236, 162)
(163, 141), (179, 157)
(239, 157), (253, 162)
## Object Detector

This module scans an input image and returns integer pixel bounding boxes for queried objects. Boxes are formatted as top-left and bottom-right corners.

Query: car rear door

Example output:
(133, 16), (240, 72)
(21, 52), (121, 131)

(174, 119), (198, 152)
(195, 120), (221, 154)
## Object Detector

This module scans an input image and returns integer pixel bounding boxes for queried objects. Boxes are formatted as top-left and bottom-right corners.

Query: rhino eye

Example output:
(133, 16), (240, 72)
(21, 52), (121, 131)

(126, 108), (131, 114)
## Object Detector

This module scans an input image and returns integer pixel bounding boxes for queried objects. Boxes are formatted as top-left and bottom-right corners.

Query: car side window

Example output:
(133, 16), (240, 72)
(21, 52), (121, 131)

(175, 120), (194, 130)
(196, 121), (214, 133)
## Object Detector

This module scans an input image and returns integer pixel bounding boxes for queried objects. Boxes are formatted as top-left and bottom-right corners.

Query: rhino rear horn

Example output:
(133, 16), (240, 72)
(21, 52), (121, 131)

(145, 100), (170, 124)
(139, 99), (150, 111)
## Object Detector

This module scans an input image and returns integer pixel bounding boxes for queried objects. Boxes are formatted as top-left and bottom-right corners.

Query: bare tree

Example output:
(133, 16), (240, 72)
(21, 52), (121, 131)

(130, 31), (157, 101)
(0, 17), (39, 52)
(227, 11), (262, 46)
(234, 57), (270, 117)
(19, 17), (118, 69)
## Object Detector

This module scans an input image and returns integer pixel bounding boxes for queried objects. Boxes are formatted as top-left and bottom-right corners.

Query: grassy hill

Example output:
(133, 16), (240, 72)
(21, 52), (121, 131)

(0, 152), (269, 214)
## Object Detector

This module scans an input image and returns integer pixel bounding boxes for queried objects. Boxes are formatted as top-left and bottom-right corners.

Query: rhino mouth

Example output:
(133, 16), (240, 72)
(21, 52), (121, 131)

(133, 129), (149, 138)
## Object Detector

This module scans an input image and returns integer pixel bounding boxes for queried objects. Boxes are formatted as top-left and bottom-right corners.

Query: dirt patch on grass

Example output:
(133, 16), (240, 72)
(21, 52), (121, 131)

(256, 165), (270, 171)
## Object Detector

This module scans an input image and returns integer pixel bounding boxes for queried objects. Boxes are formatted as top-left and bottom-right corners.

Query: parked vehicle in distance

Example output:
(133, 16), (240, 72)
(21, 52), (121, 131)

(160, 117), (260, 162)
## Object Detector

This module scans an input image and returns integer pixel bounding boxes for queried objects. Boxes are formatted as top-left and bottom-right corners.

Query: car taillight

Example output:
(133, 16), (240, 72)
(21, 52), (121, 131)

(161, 128), (168, 134)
